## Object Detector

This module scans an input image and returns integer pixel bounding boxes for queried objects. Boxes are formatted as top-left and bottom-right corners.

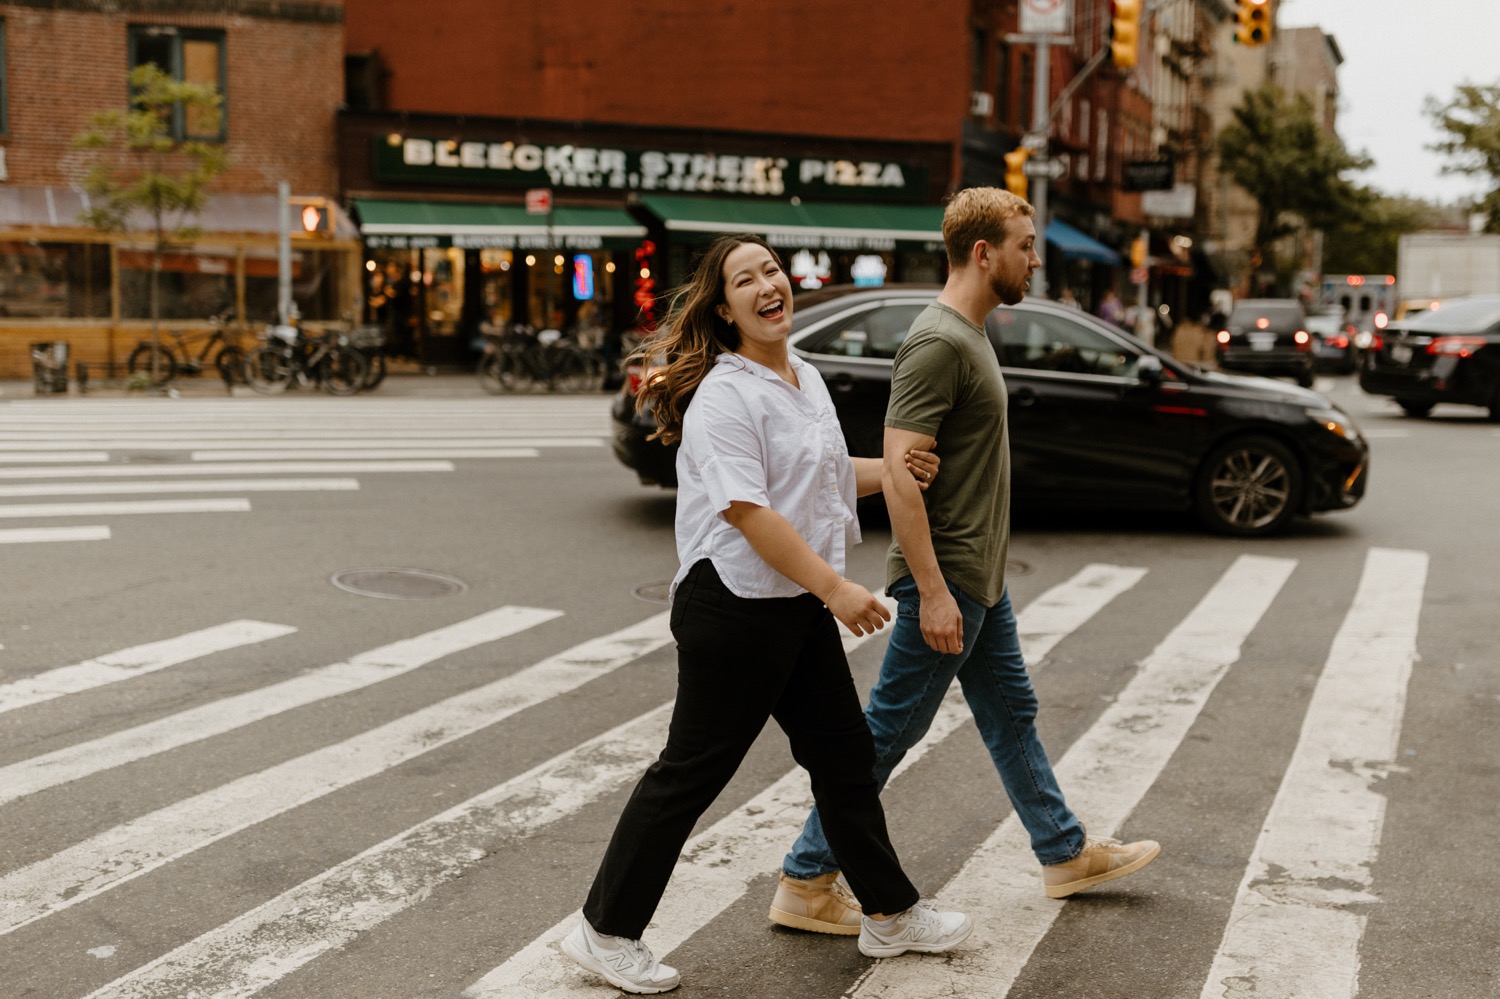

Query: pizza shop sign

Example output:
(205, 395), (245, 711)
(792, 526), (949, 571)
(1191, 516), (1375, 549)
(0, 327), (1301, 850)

(376, 135), (922, 201)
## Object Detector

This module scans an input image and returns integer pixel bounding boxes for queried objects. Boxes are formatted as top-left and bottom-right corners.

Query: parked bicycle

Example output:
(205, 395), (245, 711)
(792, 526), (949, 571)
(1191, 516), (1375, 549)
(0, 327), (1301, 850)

(126, 313), (246, 386)
(244, 318), (368, 396)
(476, 322), (600, 394)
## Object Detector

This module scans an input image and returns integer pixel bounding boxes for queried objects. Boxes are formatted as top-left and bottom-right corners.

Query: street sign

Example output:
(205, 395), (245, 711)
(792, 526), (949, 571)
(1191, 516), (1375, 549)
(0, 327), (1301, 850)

(525, 188), (553, 215)
(1020, 0), (1072, 35)
(1023, 156), (1067, 180)
(1122, 159), (1174, 192)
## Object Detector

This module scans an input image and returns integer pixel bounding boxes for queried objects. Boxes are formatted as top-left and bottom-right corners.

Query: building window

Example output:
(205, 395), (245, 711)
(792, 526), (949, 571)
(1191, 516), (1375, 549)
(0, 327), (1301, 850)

(972, 29), (987, 94)
(994, 43), (1010, 126)
(0, 19), (8, 136)
(127, 25), (226, 141)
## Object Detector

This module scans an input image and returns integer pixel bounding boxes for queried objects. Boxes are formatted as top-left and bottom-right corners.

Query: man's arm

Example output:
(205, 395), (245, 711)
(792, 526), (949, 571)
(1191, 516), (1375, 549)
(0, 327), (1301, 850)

(883, 425), (963, 654)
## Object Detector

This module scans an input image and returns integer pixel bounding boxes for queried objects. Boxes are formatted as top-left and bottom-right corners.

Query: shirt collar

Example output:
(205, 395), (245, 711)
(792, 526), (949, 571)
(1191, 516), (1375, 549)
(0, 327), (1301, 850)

(714, 350), (806, 382)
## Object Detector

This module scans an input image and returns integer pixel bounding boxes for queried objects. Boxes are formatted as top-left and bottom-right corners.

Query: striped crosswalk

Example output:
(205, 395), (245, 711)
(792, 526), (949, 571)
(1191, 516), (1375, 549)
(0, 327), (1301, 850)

(0, 397), (610, 543)
(0, 548), (1437, 998)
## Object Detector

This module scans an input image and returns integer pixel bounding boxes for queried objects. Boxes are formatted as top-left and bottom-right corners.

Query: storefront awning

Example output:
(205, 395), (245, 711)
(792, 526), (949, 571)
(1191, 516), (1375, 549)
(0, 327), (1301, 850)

(639, 195), (944, 252)
(1045, 219), (1121, 265)
(0, 186), (359, 240)
(352, 199), (646, 251)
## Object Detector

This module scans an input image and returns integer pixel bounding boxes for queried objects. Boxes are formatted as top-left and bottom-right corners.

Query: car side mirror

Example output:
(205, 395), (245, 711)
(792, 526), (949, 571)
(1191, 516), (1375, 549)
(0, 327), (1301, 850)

(1136, 354), (1163, 384)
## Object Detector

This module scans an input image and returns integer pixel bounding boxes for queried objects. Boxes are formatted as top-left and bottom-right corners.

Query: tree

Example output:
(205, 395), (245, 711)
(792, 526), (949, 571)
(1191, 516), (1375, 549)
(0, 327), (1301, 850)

(1216, 85), (1370, 292)
(1425, 81), (1500, 230)
(72, 63), (228, 384)
(1321, 188), (1444, 276)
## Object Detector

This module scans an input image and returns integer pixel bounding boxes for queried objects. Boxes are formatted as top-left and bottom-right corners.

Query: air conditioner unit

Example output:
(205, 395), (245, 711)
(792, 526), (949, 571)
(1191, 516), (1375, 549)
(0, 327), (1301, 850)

(970, 91), (994, 117)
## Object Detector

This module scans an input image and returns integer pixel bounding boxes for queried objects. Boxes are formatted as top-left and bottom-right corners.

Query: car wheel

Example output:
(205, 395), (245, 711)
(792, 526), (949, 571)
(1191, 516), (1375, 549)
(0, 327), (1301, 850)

(1194, 435), (1303, 537)
(1397, 400), (1434, 418)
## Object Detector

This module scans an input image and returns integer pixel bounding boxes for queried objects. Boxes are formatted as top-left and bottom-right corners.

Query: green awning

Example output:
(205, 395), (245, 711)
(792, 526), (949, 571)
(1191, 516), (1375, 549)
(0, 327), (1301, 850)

(352, 199), (646, 251)
(639, 195), (944, 252)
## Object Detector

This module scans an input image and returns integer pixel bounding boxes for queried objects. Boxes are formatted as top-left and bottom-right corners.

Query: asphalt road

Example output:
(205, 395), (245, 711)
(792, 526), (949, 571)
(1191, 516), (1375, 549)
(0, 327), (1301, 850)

(0, 374), (1494, 999)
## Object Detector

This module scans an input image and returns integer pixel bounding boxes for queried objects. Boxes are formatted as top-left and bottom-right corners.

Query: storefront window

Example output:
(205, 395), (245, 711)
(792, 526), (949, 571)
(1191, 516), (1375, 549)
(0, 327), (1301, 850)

(243, 247), (345, 323)
(0, 241), (110, 318)
(118, 245), (236, 320)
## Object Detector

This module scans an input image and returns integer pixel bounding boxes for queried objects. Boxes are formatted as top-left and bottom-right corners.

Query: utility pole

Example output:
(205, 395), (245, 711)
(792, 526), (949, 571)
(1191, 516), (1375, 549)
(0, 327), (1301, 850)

(1010, 0), (1078, 301)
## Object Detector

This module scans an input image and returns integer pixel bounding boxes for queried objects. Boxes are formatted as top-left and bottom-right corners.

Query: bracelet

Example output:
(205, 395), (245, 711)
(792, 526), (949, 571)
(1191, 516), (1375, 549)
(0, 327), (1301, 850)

(823, 578), (852, 606)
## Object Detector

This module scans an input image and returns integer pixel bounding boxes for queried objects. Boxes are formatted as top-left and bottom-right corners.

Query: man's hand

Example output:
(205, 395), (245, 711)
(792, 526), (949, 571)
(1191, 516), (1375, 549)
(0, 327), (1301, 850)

(826, 579), (893, 636)
(919, 586), (963, 654)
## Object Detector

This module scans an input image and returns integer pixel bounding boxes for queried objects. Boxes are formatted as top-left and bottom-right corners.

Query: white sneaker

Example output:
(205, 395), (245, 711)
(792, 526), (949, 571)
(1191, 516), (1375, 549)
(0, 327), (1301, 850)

(561, 920), (681, 994)
(857, 900), (973, 958)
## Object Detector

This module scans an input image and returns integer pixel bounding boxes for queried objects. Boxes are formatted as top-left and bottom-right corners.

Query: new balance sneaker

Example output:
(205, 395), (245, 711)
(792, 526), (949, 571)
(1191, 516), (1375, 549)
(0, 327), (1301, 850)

(857, 901), (973, 959)
(769, 871), (863, 936)
(1042, 835), (1161, 899)
(561, 919), (680, 994)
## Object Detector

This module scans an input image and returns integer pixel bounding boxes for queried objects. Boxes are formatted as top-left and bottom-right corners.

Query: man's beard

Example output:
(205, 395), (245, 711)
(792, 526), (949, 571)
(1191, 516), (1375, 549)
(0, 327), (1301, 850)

(990, 270), (1029, 306)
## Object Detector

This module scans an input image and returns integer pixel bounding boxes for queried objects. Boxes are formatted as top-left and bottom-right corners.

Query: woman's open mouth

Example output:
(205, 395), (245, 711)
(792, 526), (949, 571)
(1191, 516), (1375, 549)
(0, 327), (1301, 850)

(757, 299), (785, 321)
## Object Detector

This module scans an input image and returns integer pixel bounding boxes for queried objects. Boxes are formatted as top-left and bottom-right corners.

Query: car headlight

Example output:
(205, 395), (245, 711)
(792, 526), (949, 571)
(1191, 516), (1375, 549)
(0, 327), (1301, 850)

(1308, 407), (1361, 441)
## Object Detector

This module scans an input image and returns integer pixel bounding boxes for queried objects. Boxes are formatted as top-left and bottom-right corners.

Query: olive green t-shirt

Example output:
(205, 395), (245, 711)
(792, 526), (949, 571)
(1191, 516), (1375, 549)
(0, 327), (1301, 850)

(884, 301), (1010, 606)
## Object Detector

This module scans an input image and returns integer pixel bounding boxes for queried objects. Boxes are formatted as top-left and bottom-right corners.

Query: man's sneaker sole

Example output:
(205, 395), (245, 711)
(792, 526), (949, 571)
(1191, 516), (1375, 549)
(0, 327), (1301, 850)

(1045, 841), (1162, 899)
(857, 914), (974, 958)
(768, 903), (862, 936)
(560, 933), (679, 995)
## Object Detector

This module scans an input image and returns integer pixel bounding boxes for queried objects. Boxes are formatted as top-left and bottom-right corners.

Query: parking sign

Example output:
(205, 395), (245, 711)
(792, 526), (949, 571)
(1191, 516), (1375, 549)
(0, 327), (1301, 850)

(1020, 0), (1071, 35)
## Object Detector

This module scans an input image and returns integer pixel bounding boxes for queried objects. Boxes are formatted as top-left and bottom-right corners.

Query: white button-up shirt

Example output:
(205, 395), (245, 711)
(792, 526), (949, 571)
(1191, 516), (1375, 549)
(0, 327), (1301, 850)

(671, 351), (860, 600)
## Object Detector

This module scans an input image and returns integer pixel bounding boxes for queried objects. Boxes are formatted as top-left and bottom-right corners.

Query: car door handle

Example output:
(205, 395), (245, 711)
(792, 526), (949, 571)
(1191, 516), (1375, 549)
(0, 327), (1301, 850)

(1012, 386), (1036, 406)
(827, 373), (855, 393)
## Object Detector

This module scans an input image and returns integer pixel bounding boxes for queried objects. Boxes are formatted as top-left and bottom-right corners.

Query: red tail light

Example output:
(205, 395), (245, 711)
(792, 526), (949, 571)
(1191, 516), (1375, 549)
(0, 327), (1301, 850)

(1368, 333), (1384, 352)
(625, 363), (645, 396)
(1328, 334), (1349, 349)
(1427, 336), (1486, 358)
(1294, 330), (1312, 351)
(1216, 330), (1230, 347)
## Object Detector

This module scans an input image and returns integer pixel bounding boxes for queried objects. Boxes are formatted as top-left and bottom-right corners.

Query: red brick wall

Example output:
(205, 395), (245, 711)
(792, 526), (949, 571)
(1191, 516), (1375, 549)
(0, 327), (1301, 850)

(344, 0), (969, 145)
(1, 3), (344, 196)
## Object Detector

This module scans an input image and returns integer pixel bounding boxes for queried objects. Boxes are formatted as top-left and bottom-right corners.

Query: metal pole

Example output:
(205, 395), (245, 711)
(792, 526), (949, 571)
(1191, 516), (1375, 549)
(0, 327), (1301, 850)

(277, 180), (291, 325)
(1029, 38), (1051, 300)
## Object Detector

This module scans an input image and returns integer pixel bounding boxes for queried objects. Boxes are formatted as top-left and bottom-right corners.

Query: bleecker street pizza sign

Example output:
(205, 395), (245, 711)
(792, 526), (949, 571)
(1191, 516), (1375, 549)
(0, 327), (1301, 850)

(1020, 0), (1072, 35)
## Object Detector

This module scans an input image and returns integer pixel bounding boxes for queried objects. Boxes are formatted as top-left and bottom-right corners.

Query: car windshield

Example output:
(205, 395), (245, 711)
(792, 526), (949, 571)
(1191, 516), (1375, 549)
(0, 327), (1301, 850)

(1229, 303), (1302, 326)
(1403, 297), (1500, 333)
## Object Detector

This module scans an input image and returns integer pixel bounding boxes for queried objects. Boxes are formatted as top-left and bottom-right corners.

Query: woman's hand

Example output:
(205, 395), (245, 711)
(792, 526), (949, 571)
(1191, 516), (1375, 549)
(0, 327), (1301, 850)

(904, 446), (940, 491)
(825, 579), (893, 636)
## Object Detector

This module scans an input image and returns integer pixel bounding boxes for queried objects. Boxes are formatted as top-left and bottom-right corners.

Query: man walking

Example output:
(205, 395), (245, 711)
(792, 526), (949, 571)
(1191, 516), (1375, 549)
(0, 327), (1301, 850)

(769, 188), (1159, 937)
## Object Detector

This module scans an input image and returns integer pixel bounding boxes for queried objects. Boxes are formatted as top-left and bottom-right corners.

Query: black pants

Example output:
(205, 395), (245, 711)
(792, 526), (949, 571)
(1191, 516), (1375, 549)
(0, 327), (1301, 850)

(582, 560), (920, 938)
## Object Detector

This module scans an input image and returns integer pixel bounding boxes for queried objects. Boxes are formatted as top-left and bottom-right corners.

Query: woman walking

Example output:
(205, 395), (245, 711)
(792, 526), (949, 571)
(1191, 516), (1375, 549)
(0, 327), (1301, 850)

(562, 235), (970, 994)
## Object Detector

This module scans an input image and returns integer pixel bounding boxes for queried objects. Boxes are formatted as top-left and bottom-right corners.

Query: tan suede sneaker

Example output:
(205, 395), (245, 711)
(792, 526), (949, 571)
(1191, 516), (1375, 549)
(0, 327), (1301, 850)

(768, 871), (863, 935)
(1042, 835), (1161, 899)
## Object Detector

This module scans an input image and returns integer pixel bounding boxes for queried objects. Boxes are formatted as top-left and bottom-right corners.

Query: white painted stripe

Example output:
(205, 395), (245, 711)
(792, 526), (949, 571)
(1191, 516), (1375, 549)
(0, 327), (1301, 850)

(0, 605), (560, 808)
(0, 613), (672, 936)
(0, 479), (359, 498)
(464, 565), (1148, 999)
(0, 452), (108, 463)
(191, 448), (551, 461)
(0, 460), (454, 480)
(1361, 430), (1410, 439)
(1199, 548), (1427, 999)
(0, 436), (607, 450)
(847, 554), (1297, 999)
(0, 526), (111, 544)
(0, 427), (610, 440)
(0, 621), (297, 716)
(0, 498), (251, 518)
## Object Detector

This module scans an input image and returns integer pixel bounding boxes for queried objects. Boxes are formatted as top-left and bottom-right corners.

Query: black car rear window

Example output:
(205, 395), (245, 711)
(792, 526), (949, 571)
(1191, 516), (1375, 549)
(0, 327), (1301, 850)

(1404, 297), (1500, 333)
(1229, 302), (1303, 327)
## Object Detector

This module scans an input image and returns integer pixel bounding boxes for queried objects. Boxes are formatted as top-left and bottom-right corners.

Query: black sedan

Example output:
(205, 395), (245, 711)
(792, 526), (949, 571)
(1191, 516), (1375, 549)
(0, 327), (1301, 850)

(1359, 294), (1500, 419)
(611, 287), (1369, 537)
(1215, 299), (1317, 387)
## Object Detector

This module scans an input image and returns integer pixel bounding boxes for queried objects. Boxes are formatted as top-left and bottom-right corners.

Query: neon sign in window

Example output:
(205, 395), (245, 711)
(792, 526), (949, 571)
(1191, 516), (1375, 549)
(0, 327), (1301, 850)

(572, 254), (595, 299)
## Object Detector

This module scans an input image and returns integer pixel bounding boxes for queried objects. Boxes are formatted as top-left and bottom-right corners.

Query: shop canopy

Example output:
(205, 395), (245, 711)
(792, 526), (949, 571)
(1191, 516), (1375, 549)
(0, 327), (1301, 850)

(1044, 219), (1121, 265)
(639, 195), (944, 252)
(352, 199), (646, 251)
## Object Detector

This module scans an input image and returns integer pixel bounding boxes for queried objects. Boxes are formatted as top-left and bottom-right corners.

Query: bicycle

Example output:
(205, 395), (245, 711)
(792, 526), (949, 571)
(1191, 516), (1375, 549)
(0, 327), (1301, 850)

(476, 323), (595, 394)
(126, 313), (247, 387)
(244, 319), (368, 396)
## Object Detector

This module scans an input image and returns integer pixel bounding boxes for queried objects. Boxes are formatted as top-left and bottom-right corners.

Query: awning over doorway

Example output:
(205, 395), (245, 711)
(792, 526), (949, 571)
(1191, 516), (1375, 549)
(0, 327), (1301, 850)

(352, 199), (646, 251)
(639, 195), (944, 251)
(1045, 219), (1121, 265)
(0, 186), (359, 239)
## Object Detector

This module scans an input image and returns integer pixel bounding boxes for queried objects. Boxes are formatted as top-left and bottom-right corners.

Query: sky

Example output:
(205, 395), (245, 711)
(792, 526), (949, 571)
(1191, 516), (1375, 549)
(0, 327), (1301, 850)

(1279, 0), (1498, 205)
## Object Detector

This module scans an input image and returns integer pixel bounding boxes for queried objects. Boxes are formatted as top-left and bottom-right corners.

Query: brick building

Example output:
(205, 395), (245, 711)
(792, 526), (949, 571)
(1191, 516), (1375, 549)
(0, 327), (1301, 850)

(0, 0), (356, 379)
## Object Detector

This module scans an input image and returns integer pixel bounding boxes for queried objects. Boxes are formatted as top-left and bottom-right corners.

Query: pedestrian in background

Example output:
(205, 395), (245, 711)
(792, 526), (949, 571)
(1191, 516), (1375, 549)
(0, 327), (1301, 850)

(562, 234), (971, 994)
(1171, 311), (1218, 368)
(1057, 287), (1081, 309)
(769, 188), (1159, 940)
(1097, 288), (1125, 326)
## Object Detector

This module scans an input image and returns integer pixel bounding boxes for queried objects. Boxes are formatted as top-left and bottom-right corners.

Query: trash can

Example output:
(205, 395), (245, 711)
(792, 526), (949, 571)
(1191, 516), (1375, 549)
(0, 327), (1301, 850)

(30, 342), (70, 394)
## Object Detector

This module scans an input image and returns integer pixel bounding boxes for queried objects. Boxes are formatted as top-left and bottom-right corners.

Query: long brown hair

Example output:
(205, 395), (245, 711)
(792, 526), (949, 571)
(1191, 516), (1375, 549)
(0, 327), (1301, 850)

(633, 234), (782, 445)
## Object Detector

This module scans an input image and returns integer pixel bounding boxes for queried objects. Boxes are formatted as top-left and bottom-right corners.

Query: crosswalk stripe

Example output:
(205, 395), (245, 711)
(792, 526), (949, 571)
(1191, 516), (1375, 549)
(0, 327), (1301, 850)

(0, 621), (296, 716)
(0, 612), (672, 936)
(0, 525), (111, 544)
(462, 564), (1147, 999)
(0, 606), (561, 808)
(847, 553), (1298, 999)
(0, 432), (607, 446)
(0, 479), (359, 498)
(0, 452), (108, 463)
(190, 448), (549, 461)
(0, 460), (455, 480)
(1198, 548), (1427, 999)
(0, 498), (252, 518)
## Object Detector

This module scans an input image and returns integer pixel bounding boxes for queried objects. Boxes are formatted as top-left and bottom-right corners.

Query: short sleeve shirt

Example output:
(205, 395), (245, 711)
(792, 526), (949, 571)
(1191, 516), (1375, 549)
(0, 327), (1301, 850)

(671, 352), (860, 600)
(884, 302), (1010, 606)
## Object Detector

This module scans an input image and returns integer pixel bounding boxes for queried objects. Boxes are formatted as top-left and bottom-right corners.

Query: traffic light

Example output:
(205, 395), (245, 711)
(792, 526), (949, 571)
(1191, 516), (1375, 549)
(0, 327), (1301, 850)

(1110, 0), (1141, 69)
(290, 195), (331, 237)
(1234, 0), (1271, 46)
(1004, 148), (1031, 198)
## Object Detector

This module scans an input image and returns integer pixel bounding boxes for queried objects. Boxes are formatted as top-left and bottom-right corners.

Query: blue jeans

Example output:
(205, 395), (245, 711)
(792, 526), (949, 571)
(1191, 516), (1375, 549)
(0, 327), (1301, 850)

(783, 577), (1084, 875)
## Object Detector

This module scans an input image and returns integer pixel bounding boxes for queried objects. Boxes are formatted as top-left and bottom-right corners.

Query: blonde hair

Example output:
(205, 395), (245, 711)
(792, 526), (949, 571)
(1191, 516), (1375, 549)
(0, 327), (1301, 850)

(942, 187), (1035, 269)
(632, 234), (781, 445)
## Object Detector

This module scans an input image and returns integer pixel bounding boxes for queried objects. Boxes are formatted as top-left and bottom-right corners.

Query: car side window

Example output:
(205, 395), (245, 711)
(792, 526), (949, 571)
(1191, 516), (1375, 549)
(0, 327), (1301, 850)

(807, 303), (925, 359)
(990, 311), (1138, 377)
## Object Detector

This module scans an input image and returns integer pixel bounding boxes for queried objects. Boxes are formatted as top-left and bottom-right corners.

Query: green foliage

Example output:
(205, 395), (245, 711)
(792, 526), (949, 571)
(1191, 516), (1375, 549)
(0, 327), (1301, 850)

(1425, 81), (1500, 230)
(1321, 189), (1444, 275)
(1216, 85), (1370, 289)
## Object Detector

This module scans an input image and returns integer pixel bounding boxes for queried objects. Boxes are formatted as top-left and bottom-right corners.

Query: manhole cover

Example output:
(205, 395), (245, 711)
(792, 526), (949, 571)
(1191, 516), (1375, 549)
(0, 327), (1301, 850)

(631, 581), (672, 604)
(331, 568), (468, 600)
(1006, 559), (1035, 577)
